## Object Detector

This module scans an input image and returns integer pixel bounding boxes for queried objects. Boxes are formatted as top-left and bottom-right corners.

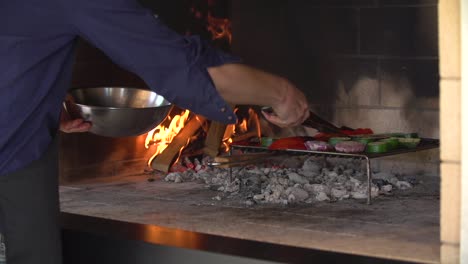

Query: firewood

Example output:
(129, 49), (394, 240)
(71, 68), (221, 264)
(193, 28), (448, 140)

(203, 121), (230, 157)
(231, 131), (258, 143)
(203, 104), (236, 157)
(151, 115), (207, 172)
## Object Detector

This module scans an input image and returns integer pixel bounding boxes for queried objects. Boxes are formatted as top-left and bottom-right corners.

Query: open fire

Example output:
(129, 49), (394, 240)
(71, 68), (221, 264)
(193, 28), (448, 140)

(144, 0), (252, 171)
(144, 110), (191, 166)
(144, 107), (262, 173)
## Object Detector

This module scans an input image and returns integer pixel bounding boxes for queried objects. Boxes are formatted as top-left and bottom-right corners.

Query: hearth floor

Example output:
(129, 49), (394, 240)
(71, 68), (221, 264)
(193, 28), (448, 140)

(59, 174), (440, 264)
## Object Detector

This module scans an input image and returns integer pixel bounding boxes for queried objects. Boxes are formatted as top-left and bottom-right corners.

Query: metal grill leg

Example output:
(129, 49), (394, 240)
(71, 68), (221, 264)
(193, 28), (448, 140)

(366, 158), (372, 205)
(228, 148), (233, 183)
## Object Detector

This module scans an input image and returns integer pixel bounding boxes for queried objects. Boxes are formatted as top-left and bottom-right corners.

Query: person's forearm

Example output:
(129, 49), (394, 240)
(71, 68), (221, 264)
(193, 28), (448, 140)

(207, 63), (310, 127)
(207, 64), (288, 107)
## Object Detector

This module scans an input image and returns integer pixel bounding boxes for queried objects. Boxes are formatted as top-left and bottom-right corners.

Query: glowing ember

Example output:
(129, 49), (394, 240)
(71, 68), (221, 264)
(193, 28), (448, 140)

(188, 0), (232, 45)
(206, 13), (232, 44)
(145, 110), (191, 166)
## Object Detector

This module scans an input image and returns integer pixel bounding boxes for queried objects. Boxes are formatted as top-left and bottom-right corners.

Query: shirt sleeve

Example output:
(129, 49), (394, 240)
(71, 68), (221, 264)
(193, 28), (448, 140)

(63, 0), (239, 123)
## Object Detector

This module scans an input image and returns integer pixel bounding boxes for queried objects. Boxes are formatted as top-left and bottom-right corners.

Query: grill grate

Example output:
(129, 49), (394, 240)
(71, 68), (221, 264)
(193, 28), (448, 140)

(232, 138), (439, 159)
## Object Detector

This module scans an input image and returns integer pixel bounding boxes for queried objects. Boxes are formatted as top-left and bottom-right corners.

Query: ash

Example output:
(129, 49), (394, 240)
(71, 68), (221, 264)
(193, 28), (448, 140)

(162, 155), (414, 206)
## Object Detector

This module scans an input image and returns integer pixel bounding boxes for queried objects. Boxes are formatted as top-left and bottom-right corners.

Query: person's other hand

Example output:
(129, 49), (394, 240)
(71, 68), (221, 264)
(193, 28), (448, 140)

(59, 95), (92, 133)
(261, 79), (309, 128)
(59, 116), (92, 133)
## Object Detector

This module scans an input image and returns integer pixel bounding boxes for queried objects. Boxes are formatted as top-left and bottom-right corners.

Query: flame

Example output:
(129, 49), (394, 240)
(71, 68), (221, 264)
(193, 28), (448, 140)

(144, 106), (262, 168)
(248, 108), (262, 138)
(219, 108), (262, 152)
(145, 110), (191, 166)
(238, 118), (248, 134)
(172, 137), (192, 166)
(206, 12), (232, 44)
(188, 0), (232, 45)
(221, 124), (235, 152)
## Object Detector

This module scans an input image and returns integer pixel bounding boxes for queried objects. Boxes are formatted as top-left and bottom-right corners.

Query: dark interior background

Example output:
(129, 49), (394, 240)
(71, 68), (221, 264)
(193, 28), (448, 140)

(71, 0), (439, 111)
(230, 0), (438, 117)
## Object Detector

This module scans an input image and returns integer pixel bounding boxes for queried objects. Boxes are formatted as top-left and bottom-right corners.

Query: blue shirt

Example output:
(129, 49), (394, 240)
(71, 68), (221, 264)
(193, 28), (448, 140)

(0, 0), (239, 176)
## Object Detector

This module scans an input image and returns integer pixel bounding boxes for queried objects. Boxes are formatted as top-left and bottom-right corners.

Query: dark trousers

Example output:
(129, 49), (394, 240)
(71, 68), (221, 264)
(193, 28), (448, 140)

(0, 139), (62, 264)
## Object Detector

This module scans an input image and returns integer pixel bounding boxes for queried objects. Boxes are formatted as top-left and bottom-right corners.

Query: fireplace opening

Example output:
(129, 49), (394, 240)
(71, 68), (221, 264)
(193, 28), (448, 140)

(59, 1), (441, 263)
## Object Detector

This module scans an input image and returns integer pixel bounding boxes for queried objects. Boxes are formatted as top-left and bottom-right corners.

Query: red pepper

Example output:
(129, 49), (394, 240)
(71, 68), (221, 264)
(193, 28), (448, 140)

(342, 128), (374, 136)
(268, 136), (312, 150)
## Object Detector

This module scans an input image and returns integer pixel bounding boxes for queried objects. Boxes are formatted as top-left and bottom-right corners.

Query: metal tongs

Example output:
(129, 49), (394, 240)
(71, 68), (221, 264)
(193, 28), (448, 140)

(261, 107), (348, 135)
(208, 108), (351, 168)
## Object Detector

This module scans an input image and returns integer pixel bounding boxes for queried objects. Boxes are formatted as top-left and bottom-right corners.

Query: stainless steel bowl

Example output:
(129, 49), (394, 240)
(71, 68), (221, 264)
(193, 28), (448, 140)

(67, 87), (172, 137)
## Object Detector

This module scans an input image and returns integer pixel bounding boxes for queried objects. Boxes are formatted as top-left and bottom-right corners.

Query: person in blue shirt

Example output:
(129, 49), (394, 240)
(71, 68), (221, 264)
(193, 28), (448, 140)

(0, 0), (309, 263)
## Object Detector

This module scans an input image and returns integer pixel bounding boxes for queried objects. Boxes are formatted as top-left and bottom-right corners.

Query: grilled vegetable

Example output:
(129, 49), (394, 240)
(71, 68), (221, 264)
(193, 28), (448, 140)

(328, 137), (351, 146)
(334, 141), (366, 153)
(260, 137), (275, 147)
(268, 136), (312, 150)
(390, 133), (419, 138)
(366, 141), (389, 153)
(398, 138), (421, 148)
(379, 137), (399, 150)
(304, 141), (333, 151)
(342, 128), (374, 136)
(353, 137), (375, 145)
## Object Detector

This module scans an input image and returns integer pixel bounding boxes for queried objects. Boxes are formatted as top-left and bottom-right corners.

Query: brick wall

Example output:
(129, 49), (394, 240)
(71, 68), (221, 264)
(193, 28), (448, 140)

(231, 0), (440, 176)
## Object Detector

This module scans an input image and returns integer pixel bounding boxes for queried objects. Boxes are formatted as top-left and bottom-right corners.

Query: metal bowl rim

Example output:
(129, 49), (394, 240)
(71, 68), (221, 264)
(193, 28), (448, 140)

(72, 87), (158, 92)
(72, 102), (172, 110)
(70, 87), (172, 109)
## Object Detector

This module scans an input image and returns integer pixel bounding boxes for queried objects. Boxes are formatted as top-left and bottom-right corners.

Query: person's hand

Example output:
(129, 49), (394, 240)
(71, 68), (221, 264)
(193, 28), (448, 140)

(59, 116), (92, 133)
(59, 95), (92, 133)
(207, 64), (309, 128)
(260, 79), (310, 128)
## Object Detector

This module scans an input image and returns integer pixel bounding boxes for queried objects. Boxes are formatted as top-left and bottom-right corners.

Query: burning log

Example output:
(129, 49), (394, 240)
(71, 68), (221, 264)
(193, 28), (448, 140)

(231, 131), (258, 143)
(151, 114), (207, 172)
(203, 103), (236, 157)
(203, 121), (230, 157)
